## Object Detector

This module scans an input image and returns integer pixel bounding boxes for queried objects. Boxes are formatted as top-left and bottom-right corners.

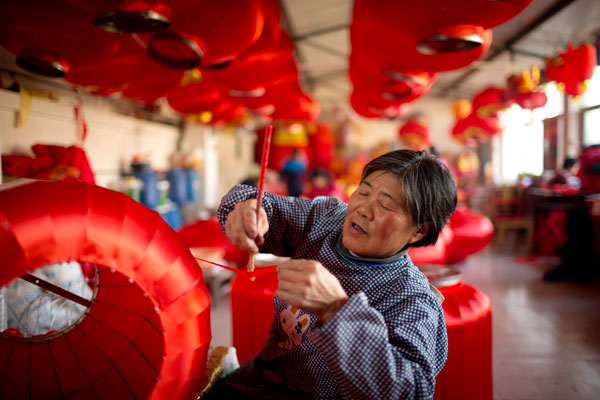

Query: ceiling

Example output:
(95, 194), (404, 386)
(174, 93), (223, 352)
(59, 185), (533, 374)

(281, 0), (600, 111)
(1, 0), (599, 122)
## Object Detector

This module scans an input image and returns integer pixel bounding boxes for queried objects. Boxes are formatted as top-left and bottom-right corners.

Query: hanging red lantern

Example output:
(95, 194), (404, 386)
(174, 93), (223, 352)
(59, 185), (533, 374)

(0, 0), (119, 78)
(147, 0), (265, 69)
(398, 118), (432, 150)
(359, 0), (532, 54)
(166, 80), (225, 115)
(65, 35), (149, 95)
(452, 112), (502, 146)
(202, 32), (296, 94)
(0, 180), (211, 399)
(515, 91), (548, 110)
(269, 92), (320, 121)
(545, 43), (598, 97)
(351, 1), (493, 72)
(445, 205), (494, 264)
(419, 266), (492, 400)
(471, 87), (510, 118)
(349, 90), (407, 119)
(237, 0), (282, 55)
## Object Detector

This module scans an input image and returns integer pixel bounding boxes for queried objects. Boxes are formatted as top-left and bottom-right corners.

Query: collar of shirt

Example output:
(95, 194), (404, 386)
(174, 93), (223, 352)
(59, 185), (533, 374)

(336, 234), (408, 266)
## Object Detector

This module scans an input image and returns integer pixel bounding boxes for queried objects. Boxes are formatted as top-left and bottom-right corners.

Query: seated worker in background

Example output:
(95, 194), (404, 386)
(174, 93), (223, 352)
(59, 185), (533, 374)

(208, 150), (457, 399)
(304, 168), (344, 200)
(548, 157), (581, 189)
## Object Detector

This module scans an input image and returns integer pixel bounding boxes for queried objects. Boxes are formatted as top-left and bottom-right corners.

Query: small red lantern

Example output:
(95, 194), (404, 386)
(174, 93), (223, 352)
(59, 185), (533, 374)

(398, 118), (432, 150)
(471, 87), (509, 118)
(452, 112), (502, 146)
(545, 43), (598, 97)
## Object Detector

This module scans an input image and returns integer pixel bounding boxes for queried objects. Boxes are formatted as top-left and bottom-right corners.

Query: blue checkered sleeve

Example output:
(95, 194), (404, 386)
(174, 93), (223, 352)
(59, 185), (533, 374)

(309, 289), (445, 399)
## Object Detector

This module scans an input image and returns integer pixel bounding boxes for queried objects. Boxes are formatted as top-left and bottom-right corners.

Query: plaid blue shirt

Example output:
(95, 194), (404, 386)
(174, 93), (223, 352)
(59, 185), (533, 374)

(216, 185), (448, 399)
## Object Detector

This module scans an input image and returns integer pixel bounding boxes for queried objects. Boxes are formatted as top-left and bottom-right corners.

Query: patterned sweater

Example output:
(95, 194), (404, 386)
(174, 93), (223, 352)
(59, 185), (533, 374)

(216, 185), (448, 399)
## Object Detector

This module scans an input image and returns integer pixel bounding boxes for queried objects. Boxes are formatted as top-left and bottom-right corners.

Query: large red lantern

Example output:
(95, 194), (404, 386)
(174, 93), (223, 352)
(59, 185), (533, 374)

(419, 267), (493, 400)
(0, 180), (211, 399)
(446, 205), (494, 264)
(147, 0), (265, 68)
(349, 90), (407, 119)
(360, 0), (532, 54)
(0, 0), (119, 78)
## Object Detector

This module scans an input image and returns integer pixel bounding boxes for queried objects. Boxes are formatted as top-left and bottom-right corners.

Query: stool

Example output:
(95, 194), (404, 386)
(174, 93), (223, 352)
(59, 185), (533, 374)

(495, 216), (535, 253)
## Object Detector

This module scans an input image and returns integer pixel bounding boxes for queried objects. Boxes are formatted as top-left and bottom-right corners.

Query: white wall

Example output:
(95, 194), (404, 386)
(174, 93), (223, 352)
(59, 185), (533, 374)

(0, 89), (179, 188)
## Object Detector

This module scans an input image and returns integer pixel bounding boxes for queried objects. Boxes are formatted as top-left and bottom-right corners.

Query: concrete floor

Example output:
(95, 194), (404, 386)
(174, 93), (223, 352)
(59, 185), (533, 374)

(208, 247), (600, 399)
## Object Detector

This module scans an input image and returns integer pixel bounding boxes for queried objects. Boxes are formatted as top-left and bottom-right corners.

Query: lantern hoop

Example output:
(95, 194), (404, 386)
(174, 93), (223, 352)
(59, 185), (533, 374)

(94, 10), (171, 33)
(148, 31), (204, 69)
(16, 50), (68, 78)
(417, 33), (484, 55)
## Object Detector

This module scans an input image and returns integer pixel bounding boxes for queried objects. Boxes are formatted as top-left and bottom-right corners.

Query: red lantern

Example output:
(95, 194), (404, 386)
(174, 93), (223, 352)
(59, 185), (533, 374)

(166, 81), (225, 114)
(446, 205), (494, 264)
(351, 1), (493, 72)
(65, 35), (148, 95)
(515, 91), (548, 110)
(408, 225), (454, 265)
(349, 90), (408, 119)
(360, 0), (531, 54)
(270, 92), (320, 121)
(398, 118), (432, 150)
(147, 0), (265, 68)
(419, 267), (492, 400)
(0, 0), (119, 77)
(471, 87), (509, 118)
(202, 32), (296, 94)
(0, 180), (211, 399)
(545, 43), (598, 97)
(231, 266), (278, 365)
(452, 112), (502, 146)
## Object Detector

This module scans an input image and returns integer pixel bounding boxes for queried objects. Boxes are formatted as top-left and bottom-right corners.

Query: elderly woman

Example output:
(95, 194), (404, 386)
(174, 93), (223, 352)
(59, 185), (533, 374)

(208, 149), (457, 399)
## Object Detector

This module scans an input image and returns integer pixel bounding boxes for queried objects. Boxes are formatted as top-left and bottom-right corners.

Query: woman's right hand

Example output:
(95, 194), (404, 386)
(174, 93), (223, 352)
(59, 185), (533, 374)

(224, 199), (269, 254)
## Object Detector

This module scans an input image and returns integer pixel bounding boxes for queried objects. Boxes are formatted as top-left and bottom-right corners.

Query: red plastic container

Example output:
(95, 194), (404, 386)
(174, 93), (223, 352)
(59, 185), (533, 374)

(420, 266), (493, 400)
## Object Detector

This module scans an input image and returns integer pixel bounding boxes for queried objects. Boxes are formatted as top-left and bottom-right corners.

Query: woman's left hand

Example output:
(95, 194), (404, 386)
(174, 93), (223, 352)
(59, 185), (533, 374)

(276, 259), (349, 323)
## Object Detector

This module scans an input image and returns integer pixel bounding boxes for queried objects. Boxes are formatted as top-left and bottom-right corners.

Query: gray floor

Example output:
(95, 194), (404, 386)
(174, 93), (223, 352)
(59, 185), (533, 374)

(209, 248), (600, 399)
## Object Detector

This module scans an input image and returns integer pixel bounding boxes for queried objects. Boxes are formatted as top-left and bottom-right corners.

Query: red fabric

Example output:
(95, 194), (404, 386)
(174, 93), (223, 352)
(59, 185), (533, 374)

(435, 281), (493, 400)
(231, 266), (278, 364)
(2, 144), (96, 185)
(0, 180), (211, 399)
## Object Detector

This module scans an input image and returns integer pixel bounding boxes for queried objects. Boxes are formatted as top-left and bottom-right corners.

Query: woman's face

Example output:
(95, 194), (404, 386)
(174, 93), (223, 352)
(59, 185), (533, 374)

(342, 170), (425, 258)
